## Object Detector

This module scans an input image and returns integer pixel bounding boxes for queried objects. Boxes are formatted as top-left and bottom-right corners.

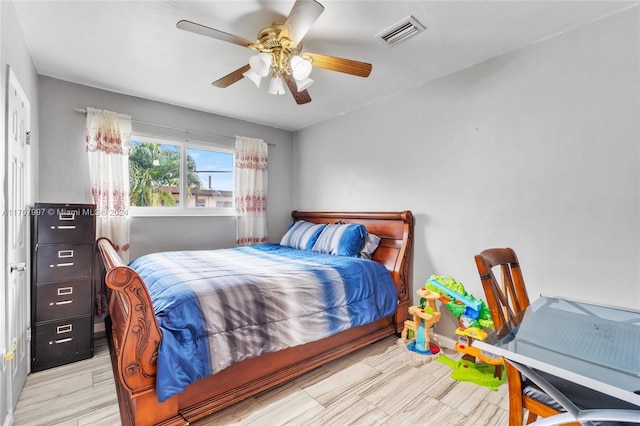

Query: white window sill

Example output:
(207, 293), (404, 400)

(128, 207), (234, 218)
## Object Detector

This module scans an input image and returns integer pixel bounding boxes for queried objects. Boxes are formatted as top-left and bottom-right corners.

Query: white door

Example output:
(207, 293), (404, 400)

(3, 67), (31, 421)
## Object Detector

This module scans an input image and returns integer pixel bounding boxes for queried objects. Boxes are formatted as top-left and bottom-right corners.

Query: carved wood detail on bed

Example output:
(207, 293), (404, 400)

(98, 211), (414, 425)
(98, 241), (162, 396)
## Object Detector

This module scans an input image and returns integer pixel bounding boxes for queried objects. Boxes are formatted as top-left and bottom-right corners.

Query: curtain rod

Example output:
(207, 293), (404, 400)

(74, 108), (274, 146)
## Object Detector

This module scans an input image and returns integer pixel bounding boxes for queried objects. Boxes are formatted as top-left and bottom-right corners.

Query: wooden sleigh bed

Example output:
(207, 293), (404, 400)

(98, 210), (414, 426)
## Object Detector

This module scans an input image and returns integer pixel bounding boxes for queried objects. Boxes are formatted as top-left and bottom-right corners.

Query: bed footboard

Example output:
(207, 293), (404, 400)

(97, 238), (182, 425)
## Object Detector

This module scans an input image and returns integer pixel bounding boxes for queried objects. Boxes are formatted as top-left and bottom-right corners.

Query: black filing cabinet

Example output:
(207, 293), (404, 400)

(31, 203), (95, 371)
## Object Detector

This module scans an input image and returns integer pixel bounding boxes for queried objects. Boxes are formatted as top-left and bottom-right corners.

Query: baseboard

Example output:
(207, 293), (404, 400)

(93, 320), (106, 339)
(3, 412), (13, 426)
(431, 332), (457, 350)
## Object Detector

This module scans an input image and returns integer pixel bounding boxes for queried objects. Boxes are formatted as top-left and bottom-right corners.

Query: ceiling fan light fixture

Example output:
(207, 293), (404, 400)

(290, 55), (312, 80)
(295, 77), (313, 91)
(268, 76), (286, 95)
(182, 0), (370, 105)
(249, 52), (273, 77)
(242, 69), (263, 87)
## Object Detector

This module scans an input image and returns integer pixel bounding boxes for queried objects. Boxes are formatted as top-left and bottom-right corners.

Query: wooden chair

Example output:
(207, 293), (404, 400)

(474, 248), (577, 426)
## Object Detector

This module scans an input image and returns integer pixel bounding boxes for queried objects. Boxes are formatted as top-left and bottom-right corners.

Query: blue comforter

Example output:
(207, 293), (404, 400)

(128, 243), (398, 401)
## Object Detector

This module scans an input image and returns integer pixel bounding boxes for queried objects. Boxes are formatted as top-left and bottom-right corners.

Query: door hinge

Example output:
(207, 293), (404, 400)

(26, 327), (31, 342)
(9, 262), (27, 273)
(26, 131), (31, 145)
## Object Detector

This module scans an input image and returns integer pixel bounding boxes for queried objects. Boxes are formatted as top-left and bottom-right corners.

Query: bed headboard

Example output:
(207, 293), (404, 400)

(291, 210), (414, 332)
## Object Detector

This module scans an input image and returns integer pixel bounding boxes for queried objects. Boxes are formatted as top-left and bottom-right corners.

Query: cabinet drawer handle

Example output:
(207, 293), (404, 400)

(49, 300), (73, 306)
(49, 262), (74, 268)
(58, 250), (74, 258)
(56, 324), (72, 334)
(59, 212), (76, 221)
(51, 338), (73, 344)
(55, 225), (76, 230)
(57, 287), (73, 296)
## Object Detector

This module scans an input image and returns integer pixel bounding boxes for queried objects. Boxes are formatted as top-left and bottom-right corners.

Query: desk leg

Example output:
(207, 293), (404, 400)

(515, 364), (640, 426)
(513, 364), (596, 426)
(526, 410), (640, 426)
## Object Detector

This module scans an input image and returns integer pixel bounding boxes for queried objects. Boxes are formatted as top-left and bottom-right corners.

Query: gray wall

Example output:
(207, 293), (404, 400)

(293, 4), (640, 334)
(38, 77), (295, 259)
(1, 2), (39, 212)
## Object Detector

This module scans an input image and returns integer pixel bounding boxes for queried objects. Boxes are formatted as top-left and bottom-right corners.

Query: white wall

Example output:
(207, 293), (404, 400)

(293, 5), (640, 334)
(38, 77), (295, 259)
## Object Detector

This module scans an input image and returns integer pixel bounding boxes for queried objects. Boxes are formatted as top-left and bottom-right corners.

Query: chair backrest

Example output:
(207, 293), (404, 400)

(474, 247), (530, 330)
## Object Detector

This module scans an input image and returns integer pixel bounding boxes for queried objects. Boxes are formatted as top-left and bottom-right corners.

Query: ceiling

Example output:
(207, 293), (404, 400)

(12, 1), (635, 131)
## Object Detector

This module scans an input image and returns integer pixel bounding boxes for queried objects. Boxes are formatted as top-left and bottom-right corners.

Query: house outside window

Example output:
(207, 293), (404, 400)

(129, 135), (234, 216)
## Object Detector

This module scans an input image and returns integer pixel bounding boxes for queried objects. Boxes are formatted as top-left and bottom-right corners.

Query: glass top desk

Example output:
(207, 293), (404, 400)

(473, 295), (640, 426)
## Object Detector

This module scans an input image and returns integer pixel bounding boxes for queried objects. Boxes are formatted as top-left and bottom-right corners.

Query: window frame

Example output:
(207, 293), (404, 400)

(128, 133), (235, 217)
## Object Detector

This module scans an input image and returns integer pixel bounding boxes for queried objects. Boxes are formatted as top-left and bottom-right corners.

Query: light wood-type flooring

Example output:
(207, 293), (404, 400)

(13, 335), (510, 425)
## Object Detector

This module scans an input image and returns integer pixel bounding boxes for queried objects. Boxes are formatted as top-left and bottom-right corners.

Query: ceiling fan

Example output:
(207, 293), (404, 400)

(176, 0), (372, 105)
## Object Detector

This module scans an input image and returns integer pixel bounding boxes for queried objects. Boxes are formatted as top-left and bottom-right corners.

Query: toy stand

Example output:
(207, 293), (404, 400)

(454, 323), (503, 379)
(400, 287), (442, 362)
(426, 275), (506, 390)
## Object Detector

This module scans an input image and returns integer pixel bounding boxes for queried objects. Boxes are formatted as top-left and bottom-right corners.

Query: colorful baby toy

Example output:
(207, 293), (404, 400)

(426, 275), (505, 390)
(401, 286), (442, 358)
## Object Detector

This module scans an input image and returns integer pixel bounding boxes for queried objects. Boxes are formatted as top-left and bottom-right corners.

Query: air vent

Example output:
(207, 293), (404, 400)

(376, 16), (426, 47)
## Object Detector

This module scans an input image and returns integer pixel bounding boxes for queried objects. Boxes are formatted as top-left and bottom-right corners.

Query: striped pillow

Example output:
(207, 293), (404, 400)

(311, 224), (368, 257)
(280, 220), (327, 250)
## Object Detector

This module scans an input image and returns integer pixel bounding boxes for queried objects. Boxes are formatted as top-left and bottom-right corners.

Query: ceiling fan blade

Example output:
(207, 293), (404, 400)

(278, 0), (324, 47)
(283, 74), (312, 105)
(212, 64), (251, 88)
(304, 52), (372, 78)
(177, 20), (253, 48)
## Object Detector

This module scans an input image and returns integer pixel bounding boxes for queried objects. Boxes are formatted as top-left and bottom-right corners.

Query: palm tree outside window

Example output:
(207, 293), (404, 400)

(128, 136), (233, 214)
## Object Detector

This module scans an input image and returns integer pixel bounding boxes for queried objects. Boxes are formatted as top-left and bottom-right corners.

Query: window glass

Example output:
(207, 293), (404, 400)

(186, 147), (233, 209)
(129, 140), (180, 207)
(129, 136), (234, 215)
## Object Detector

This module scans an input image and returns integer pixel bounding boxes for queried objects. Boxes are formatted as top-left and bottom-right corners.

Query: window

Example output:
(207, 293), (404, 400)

(129, 135), (234, 215)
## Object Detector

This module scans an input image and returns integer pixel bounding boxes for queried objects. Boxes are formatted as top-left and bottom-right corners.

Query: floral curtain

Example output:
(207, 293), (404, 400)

(234, 136), (268, 246)
(86, 107), (131, 316)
